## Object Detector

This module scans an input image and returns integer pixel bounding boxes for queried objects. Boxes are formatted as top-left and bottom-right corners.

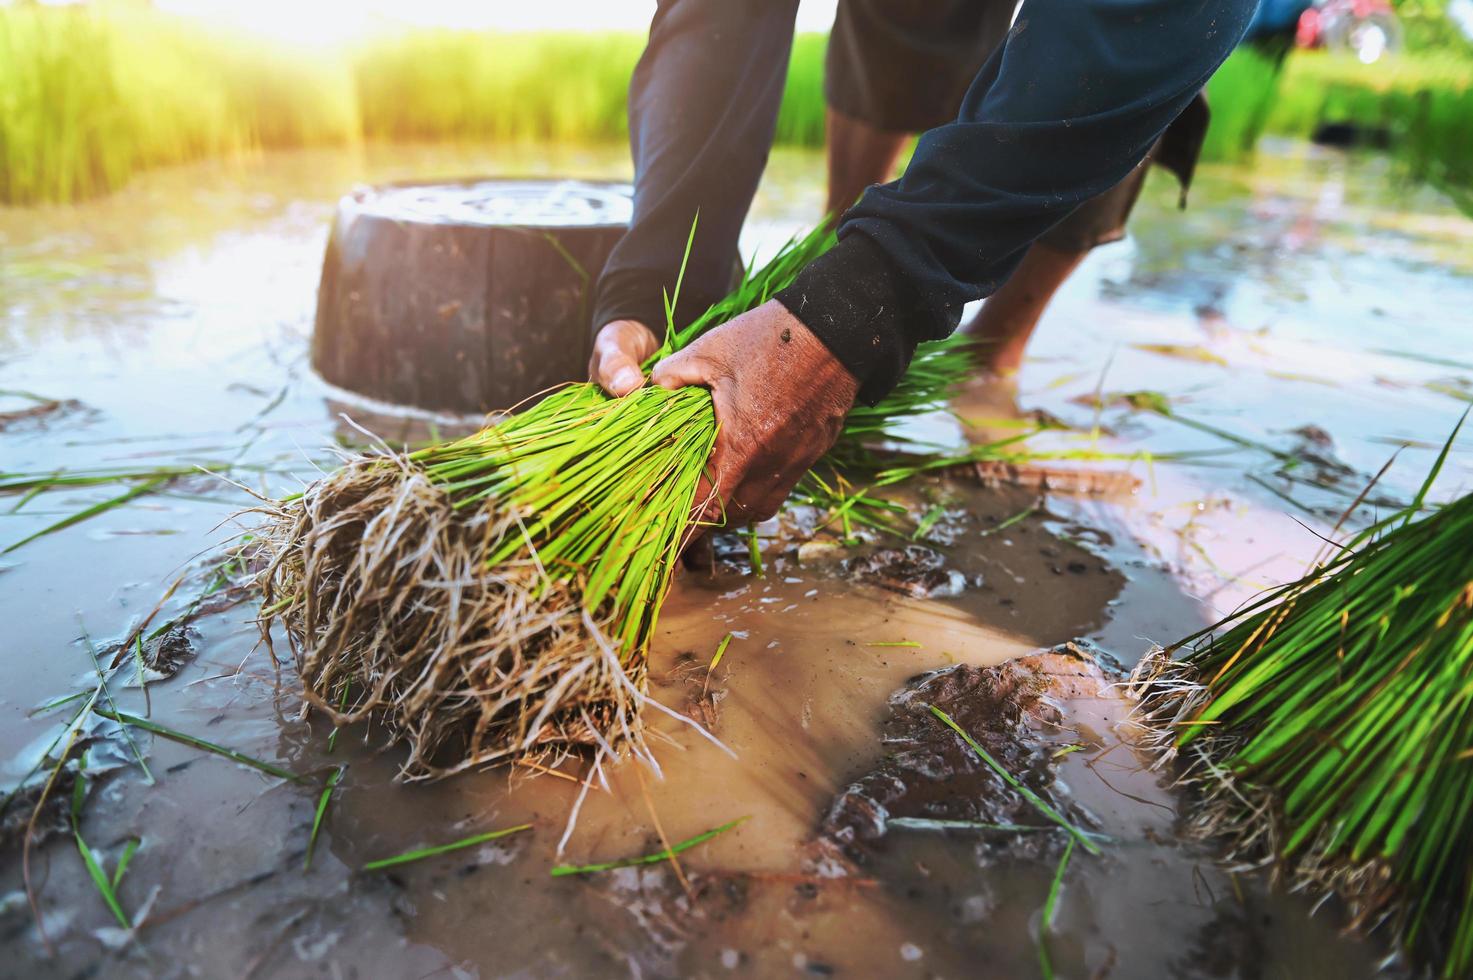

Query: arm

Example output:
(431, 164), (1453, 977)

(776, 0), (1258, 405)
(589, 0), (800, 395)
(653, 0), (1255, 526)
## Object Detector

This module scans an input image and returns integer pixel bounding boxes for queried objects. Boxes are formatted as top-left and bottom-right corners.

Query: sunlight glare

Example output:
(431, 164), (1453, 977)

(151, 0), (837, 47)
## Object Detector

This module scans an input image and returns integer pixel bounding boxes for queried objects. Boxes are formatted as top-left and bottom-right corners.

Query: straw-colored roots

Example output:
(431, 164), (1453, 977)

(1127, 650), (1401, 937)
(251, 451), (647, 779)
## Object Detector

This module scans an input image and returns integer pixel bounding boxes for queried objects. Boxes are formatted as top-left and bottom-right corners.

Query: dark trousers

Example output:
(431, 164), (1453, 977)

(591, 0), (1207, 337)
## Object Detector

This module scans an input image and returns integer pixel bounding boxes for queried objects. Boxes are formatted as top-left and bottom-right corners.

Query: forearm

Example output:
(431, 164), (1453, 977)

(778, 0), (1256, 404)
(592, 0), (800, 338)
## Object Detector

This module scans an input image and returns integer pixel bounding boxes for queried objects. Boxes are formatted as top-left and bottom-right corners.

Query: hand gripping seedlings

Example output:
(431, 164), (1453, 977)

(252, 224), (970, 779)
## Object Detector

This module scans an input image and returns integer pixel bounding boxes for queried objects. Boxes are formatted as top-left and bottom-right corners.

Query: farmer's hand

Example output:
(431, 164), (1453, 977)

(590, 319), (659, 397)
(651, 300), (859, 527)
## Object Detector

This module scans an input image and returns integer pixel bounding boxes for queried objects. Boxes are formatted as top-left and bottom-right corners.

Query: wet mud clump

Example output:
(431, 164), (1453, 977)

(107, 624), (199, 681)
(844, 545), (974, 599)
(821, 641), (1121, 863)
(0, 396), (90, 433)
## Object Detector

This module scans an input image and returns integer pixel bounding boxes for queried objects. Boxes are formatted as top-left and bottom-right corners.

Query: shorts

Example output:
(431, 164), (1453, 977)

(825, 0), (1210, 251)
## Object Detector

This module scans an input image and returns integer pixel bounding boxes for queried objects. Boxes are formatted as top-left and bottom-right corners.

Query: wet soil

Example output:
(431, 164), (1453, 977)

(2, 141), (1469, 977)
(820, 642), (1125, 863)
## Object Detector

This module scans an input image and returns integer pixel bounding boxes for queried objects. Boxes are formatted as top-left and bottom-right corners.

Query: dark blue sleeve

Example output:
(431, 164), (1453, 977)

(591, 0), (800, 338)
(776, 0), (1257, 405)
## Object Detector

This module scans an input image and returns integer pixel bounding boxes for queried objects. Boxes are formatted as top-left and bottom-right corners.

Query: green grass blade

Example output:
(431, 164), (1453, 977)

(93, 708), (299, 782)
(1043, 837), (1074, 929)
(929, 706), (1101, 856)
(912, 503), (945, 541)
(305, 766), (344, 870)
(1407, 408), (1467, 517)
(111, 838), (140, 890)
(3, 476), (167, 554)
(362, 823), (533, 871)
(887, 817), (1052, 833)
(710, 633), (733, 672)
(1037, 837), (1075, 980)
(980, 503), (1039, 537)
(551, 816), (749, 877)
(81, 627), (153, 785)
(75, 831), (130, 930)
(0, 687), (101, 821)
(747, 523), (764, 577)
(28, 690), (91, 716)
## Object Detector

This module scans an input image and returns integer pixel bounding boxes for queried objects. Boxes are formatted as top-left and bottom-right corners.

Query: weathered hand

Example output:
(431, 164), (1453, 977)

(650, 300), (859, 527)
(589, 319), (660, 397)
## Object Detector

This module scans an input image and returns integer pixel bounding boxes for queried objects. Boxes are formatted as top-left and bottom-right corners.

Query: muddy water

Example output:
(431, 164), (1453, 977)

(2, 140), (1471, 977)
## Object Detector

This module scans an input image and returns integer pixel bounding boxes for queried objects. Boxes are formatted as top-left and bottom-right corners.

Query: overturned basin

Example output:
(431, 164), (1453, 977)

(311, 178), (632, 414)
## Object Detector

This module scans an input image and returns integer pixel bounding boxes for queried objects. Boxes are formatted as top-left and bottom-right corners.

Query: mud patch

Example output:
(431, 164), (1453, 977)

(0, 397), (91, 433)
(125, 625), (199, 682)
(820, 641), (1121, 863)
(843, 545), (975, 599)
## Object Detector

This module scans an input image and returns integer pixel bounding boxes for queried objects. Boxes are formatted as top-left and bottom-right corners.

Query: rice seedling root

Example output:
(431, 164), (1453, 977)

(1128, 473), (1473, 977)
(252, 448), (647, 780)
(1128, 650), (1405, 942)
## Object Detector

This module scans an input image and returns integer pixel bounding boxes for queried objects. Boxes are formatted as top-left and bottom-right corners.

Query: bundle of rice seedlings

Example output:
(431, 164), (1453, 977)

(1132, 430), (1473, 977)
(254, 225), (972, 779)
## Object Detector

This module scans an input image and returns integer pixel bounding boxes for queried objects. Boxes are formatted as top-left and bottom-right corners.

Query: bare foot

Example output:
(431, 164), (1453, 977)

(950, 370), (1026, 447)
(956, 241), (1088, 376)
(958, 328), (1028, 377)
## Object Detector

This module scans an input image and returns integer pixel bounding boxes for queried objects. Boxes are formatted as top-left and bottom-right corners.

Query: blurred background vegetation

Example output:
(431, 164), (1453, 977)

(0, 1), (1469, 208)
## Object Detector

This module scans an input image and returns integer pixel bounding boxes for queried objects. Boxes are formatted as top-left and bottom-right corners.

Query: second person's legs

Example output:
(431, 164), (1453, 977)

(822, 0), (1164, 377)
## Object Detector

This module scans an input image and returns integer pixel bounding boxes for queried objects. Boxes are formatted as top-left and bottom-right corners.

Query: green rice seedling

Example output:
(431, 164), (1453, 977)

(746, 523), (765, 577)
(911, 503), (946, 541)
(702, 633), (733, 700)
(111, 839), (140, 890)
(68, 763), (132, 932)
(550, 815), (748, 876)
(254, 224), (973, 779)
(80, 627), (153, 786)
(887, 817), (1053, 833)
(326, 681), (351, 754)
(93, 709), (299, 782)
(304, 766), (344, 871)
(362, 823), (533, 871)
(709, 633), (733, 672)
(1199, 46), (1287, 164)
(929, 706), (1102, 856)
(2, 477), (167, 554)
(1037, 837), (1075, 980)
(1132, 423), (1473, 977)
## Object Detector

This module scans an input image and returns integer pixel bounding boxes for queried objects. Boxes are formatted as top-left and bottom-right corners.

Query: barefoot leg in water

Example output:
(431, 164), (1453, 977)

(823, 111), (1087, 380)
(823, 108), (910, 223)
(960, 242), (1087, 376)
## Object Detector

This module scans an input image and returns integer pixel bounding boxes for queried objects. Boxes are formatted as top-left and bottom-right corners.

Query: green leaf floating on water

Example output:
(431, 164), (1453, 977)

(363, 823), (534, 872)
(551, 816), (749, 877)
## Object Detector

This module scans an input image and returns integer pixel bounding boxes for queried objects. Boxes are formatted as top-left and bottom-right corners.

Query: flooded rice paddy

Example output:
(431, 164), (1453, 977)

(2, 141), (1472, 978)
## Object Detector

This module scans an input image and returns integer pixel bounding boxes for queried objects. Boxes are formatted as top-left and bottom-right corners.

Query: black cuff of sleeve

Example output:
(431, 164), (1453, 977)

(774, 233), (920, 406)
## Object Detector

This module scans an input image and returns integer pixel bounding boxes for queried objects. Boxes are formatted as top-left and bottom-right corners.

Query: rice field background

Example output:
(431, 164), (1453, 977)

(1, 4), (1470, 208)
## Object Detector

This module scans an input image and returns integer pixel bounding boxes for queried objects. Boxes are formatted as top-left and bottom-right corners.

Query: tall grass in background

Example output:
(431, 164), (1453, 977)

(352, 30), (637, 144)
(1, 3), (1470, 207)
(774, 33), (828, 147)
(0, 4), (356, 204)
(1201, 46), (1473, 197)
